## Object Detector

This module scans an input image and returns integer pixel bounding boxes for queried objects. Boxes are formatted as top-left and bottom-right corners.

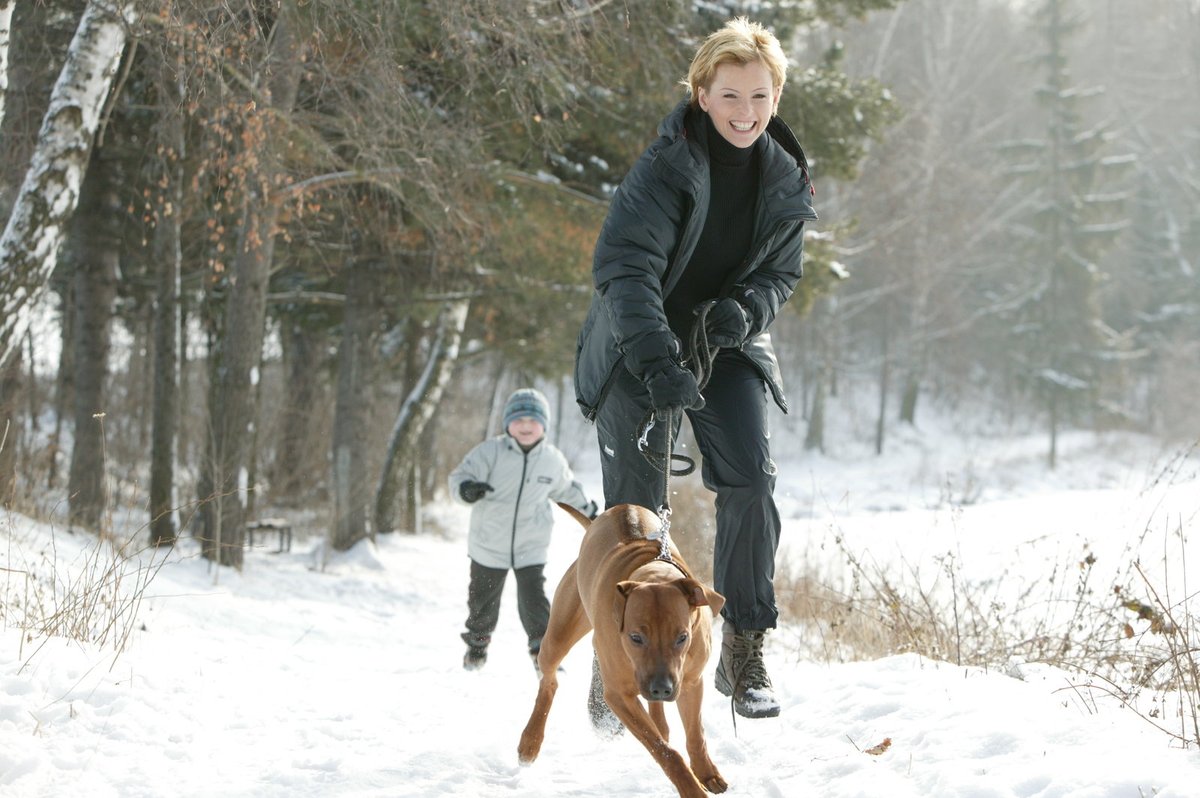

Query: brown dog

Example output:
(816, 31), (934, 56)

(517, 503), (727, 797)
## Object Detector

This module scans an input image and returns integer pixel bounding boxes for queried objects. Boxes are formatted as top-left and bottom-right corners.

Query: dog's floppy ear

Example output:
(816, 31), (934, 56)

(613, 581), (638, 631)
(675, 578), (726, 617)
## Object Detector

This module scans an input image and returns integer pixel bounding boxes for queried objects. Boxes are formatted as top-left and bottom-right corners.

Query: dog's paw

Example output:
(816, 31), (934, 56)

(701, 774), (728, 794)
(517, 731), (542, 765)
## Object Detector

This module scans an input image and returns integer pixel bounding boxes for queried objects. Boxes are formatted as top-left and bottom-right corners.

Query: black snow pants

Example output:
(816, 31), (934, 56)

(462, 560), (551, 653)
(594, 350), (781, 631)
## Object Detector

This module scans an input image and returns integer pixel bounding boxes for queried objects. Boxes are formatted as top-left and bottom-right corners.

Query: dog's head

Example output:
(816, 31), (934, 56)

(612, 577), (725, 702)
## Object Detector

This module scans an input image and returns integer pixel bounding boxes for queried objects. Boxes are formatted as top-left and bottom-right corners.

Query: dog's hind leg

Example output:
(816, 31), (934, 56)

(534, 562), (591, 680)
(519, 563), (590, 765)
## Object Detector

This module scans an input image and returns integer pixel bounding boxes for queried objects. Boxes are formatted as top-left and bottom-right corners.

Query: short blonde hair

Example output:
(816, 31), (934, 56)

(682, 17), (788, 106)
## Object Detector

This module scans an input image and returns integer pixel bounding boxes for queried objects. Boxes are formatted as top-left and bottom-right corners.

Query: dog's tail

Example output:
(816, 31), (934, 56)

(556, 502), (592, 529)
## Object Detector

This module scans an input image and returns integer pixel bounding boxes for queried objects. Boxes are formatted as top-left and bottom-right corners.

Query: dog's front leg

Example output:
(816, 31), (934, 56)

(606, 690), (710, 798)
(676, 674), (726, 793)
(649, 700), (670, 740)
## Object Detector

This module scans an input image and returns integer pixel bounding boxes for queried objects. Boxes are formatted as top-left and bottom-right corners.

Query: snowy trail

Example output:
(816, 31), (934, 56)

(4, 429), (1200, 797)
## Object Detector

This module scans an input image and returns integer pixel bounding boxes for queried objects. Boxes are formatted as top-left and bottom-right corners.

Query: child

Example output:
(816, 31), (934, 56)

(450, 388), (598, 671)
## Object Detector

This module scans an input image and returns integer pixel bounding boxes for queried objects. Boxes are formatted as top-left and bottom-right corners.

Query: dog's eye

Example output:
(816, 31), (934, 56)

(628, 633), (646, 647)
(675, 632), (689, 648)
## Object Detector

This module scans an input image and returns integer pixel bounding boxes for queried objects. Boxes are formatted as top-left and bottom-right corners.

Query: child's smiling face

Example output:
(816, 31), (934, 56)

(507, 416), (545, 447)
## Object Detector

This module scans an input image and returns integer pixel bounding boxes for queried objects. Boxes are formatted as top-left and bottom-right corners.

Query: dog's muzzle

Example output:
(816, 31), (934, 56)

(644, 671), (678, 702)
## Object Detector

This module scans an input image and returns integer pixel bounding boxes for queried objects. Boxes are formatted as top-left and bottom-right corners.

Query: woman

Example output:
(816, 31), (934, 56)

(574, 17), (817, 720)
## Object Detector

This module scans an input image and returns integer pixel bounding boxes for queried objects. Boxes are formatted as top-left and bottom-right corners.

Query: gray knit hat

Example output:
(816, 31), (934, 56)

(503, 388), (550, 432)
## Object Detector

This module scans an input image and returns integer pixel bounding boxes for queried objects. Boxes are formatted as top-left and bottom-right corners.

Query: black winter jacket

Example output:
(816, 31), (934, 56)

(574, 100), (818, 421)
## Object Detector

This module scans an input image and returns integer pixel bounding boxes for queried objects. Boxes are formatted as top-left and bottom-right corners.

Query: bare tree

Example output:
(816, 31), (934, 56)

(148, 46), (184, 547)
(271, 308), (330, 503)
(195, 0), (307, 567)
(329, 261), (373, 551)
(66, 151), (120, 532)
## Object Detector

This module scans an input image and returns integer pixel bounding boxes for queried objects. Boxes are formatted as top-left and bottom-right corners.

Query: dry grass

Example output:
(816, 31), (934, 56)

(772, 469), (1200, 749)
(2, 510), (172, 672)
(1, 414), (177, 672)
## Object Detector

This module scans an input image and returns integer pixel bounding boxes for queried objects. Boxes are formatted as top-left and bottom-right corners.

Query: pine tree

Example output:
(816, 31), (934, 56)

(998, 0), (1133, 468)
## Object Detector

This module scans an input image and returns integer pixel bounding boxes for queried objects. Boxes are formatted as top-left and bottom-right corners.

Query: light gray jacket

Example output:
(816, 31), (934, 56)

(449, 435), (595, 569)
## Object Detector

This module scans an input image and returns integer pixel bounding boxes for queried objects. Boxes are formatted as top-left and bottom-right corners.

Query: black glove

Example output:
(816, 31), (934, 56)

(645, 363), (703, 412)
(459, 480), (494, 503)
(582, 500), (600, 520)
(704, 298), (751, 349)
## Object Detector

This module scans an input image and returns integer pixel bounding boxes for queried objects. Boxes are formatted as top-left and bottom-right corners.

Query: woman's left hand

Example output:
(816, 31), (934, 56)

(704, 298), (751, 348)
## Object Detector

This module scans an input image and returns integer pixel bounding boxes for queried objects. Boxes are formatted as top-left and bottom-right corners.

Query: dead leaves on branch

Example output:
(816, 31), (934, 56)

(1120, 597), (1176, 636)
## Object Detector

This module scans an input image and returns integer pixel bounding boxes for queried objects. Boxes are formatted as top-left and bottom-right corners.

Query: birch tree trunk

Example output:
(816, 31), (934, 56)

(374, 298), (469, 536)
(0, 0), (137, 368)
(0, 0), (14, 131)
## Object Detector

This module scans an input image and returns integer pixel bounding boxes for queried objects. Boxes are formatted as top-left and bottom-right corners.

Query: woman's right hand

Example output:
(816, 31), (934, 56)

(645, 363), (703, 412)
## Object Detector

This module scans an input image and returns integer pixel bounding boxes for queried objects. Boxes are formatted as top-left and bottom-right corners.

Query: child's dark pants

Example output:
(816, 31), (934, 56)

(462, 559), (550, 653)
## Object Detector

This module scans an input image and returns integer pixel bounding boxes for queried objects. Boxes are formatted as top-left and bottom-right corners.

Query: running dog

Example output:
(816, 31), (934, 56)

(517, 503), (727, 797)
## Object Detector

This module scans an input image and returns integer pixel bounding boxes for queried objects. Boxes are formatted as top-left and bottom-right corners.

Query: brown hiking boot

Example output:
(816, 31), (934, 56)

(714, 621), (781, 719)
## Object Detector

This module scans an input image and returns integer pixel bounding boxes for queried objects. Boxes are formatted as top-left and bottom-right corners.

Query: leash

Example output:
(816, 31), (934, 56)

(636, 407), (681, 563)
(634, 300), (724, 563)
(686, 300), (720, 396)
(635, 304), (752, 730)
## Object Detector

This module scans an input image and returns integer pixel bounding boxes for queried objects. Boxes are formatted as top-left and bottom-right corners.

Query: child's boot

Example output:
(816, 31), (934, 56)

(462, 632), (490, 671)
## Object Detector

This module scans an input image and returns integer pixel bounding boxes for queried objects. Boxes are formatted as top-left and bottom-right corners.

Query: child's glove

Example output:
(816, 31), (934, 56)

(459, 481), (494, 503)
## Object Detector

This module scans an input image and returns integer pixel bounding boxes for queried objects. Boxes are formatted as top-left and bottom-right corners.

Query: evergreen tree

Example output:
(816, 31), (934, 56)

(998, 0), (1132, 468)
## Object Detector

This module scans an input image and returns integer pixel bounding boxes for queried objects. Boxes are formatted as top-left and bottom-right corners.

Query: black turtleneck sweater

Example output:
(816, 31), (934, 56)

(663, 113), (761, 339)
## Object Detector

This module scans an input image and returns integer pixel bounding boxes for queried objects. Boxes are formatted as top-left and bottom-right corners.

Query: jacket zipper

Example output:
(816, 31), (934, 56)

(510, 447), (529, 568)
(728, 168), (820, 289)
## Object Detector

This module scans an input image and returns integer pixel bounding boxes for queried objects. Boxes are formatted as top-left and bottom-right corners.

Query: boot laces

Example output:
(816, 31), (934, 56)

(730, 631), (772, 690)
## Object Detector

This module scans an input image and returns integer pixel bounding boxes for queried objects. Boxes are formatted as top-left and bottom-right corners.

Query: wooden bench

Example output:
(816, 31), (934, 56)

(246, 518), (293, 553)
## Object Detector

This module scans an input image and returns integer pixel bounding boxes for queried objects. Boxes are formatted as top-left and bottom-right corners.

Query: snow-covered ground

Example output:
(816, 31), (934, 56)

(3, 407), (1199, 797)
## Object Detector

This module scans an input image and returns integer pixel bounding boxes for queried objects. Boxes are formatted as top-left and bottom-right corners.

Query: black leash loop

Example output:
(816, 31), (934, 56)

(687, 300), (720, 396)
(636, 408), (696, 478)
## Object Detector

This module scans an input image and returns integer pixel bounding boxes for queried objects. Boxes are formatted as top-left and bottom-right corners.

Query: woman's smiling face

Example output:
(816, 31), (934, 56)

(697, 59), (781, 149)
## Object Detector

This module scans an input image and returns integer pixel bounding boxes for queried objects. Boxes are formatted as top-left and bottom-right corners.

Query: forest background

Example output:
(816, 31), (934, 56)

(0, 0), (1198, 571)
